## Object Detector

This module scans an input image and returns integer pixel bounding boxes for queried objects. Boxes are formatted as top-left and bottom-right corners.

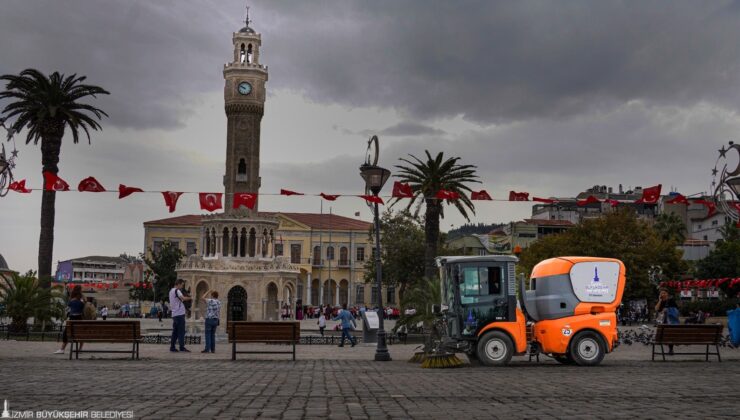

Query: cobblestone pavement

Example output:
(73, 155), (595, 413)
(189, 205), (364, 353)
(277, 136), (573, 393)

(0, 341), (738, 419)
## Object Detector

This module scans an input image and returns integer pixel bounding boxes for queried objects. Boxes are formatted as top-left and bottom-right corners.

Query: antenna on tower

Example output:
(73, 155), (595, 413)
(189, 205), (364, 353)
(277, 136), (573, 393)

(245, 3), (251, 27)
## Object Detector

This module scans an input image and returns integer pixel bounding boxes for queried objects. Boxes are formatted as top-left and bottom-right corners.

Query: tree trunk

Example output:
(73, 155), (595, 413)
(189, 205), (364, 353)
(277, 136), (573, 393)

(38, 126), (63, 283)
(424, 198), (441, 280)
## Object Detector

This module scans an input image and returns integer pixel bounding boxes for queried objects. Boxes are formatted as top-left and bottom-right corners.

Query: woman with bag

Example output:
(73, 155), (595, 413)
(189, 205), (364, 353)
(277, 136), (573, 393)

(655, 288), (680, 354)
(202, 290), (222, 354)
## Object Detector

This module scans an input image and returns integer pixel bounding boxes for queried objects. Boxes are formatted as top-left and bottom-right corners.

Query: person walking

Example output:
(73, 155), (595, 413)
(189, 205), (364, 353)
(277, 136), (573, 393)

(169, 279), (192, 353)
(332, 303), (357, 347)
(202, 290), (221, 353)
(317, 312), (326, 336)
(54, 287), (85, 354)
(101, 306), (108, 321)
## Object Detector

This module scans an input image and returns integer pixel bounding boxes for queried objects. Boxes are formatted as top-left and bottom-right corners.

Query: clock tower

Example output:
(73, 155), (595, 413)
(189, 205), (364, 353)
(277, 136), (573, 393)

(223, 12), (267, 215)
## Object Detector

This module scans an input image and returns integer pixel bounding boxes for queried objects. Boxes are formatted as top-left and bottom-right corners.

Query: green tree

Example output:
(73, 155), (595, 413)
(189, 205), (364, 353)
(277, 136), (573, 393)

(395, 275), (441, 332)
(393, 151), (480, 279)
(519, 210), (687, 301)
(695, 238), (740, 280)
(129, 280), (155, 302)
(0, 69), (109, 282)
(653, 212), (687, 244)
(365, 211), (426, 298)
(0, 272), (64, 332)
(141, 241), (185, 302)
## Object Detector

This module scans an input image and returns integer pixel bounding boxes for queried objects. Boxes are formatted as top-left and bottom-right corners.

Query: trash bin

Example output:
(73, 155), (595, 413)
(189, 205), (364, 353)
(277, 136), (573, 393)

(361, 310), (380, 345)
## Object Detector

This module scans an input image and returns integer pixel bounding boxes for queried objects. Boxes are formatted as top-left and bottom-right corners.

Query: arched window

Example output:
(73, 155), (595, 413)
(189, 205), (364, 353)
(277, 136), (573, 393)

(240, 228), (247, 257)
(247, 44), (253, 64)
(248, 228), (256, 257)
(262, 229), (269, 257)
(237, 159), (247, 182)
(239, 43), (246, 63)
(312, 246), (321, 265)
(222, 227), (229, 256)
(339, 247), (348, 266)
(205, 230), (211, 256)
(326, 246), (335, 261)
(210, 229), (217, 256)
(232, 227), (238, 257)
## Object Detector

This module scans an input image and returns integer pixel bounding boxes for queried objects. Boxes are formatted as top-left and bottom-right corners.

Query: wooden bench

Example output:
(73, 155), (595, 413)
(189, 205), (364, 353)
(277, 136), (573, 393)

(651, 324), (723, 362)
(227, 321), (300, 361)
(66, 320), (142, 360)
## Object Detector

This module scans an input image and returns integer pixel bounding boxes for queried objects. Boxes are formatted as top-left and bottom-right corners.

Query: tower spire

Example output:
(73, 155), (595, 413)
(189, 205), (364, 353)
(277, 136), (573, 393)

(245, 3), (251, 28)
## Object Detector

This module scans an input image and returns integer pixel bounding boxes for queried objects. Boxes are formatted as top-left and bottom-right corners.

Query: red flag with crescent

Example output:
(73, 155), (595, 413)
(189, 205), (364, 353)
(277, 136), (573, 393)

(391, 182), (413, 198)
(162, 191), (183, 213)
(435, 189), (460, 200)
(666, 194), (689, 205)
(692, 199), (717, 217)
(118, 184), (143, 199)
(280, 189), (303, 196)
(43, 171), (69, 191)
(508, 191), (529, 201)
(533, 197), (556, 204)
(233, 193), (257, 209)
(360, 195), (384, 205)
(577, 195), (601, 206)
(471, 190), (492, 200)
(635, 184), (662, 204)
(199, 193), (223, 212)
(9, 179), (31, 193)
(320, 193), (339, 201)
(78, 176), (106, 192)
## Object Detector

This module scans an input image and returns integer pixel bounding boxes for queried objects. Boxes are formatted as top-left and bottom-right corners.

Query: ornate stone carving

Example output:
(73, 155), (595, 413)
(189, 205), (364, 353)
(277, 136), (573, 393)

(225, 103), (264, 116)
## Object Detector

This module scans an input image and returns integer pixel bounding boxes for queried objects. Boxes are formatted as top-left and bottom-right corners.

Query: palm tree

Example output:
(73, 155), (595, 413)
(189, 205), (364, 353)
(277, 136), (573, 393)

(393, 151), (480, 279)
(0, 69), (109, 281)
(0, 273), (64, 332)
(653, 212), (687, 244)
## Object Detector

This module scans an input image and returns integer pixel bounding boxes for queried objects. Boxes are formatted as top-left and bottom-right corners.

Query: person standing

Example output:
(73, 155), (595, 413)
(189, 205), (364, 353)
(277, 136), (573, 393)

(655, 288), (680, 355)
(332, 303), (357, 347)
(101, 306), (108, 321)
(317, 312), (326, 336)
(169, 279), (192, 353)
(202, 290), (221, 353)
(54, 287), (85, 354)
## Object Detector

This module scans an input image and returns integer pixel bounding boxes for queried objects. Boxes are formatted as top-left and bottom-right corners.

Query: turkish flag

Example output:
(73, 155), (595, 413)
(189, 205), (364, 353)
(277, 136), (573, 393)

(666, 194), (689, 205)
(577, 195), (601, 206)
(162, 191), (183, 213)
(280, 189), (303, 196)
(635, 184), (662, 204)
(692, 199), (716, 217)
(605, 199), (620, 207)
(233, 193), (257, 209)
(118, 184), (143, 199)
(78, 176), (106, 192)
(533, 197), (556, 204)
(508, 191), (529, 201)
(471, 190), (492, 200)
(731, 202), (740, 213)
(9, 179), (31, 193)
(391, 182), (413, 198)
(320, 193), (339, 201)
(43, 171), (69, 191)
(360, 195), (384, 205)
(435, 189), (460, 200)
(199, 193), (223, 212)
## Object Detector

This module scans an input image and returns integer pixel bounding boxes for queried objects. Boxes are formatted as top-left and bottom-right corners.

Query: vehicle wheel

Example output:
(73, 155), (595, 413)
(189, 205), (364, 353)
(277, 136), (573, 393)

(553, 354), (575, 365)
(476, 331), (514, 366)
(569, 331), (606, 366)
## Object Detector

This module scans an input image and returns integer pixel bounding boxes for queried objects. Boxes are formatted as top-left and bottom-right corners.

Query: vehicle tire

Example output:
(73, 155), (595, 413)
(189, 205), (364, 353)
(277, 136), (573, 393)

(569, 331), (606, 366)
(476, 331), (514, 366)
(553, 354), (575, 365)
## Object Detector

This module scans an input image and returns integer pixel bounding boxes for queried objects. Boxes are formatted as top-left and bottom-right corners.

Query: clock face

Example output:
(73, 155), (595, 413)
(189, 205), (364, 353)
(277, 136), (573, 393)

(238, 81), (252, 95)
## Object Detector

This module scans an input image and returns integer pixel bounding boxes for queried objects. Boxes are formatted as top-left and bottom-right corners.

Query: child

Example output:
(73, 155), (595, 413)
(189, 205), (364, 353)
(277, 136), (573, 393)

(318, 312), (326, 336)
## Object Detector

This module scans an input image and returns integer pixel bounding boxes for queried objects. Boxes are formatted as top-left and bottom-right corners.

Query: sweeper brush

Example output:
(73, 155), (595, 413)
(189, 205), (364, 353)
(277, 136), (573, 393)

(420, 352), (464, 369)
(408, 352), (426, 363)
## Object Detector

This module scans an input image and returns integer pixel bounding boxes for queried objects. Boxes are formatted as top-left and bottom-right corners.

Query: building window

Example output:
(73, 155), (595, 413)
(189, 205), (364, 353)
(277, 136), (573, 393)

(152, 240), (163, 256)
(697, 224), (702, 230)
(186, 241), (197, 256)
(355, 285), (365, 304)
(712, 220), (718, 226)
(356, 247), (365, 262)
(703, 235), (708, 240)
(327, 246), (335, 260)
(339, 247), (349, 266)
(313, 246), (321, 266)
(275, 243), (284, 256)
(387, 286), (396, 304)
(290, 244), (301, 264)
(371, 286), (378, 305)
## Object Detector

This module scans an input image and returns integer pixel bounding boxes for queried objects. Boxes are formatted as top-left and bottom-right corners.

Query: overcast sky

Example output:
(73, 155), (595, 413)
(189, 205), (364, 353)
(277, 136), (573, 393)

(2, 0), (739, 274)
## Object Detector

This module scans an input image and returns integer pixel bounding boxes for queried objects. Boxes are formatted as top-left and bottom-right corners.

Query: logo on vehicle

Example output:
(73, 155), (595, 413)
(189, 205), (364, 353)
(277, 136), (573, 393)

(561, 328), (572, 336)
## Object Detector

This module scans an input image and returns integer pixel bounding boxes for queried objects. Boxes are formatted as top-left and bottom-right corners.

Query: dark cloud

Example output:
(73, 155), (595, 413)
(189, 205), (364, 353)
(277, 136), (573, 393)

(258, 0), (740, 124)
(371, 122), (446, 137)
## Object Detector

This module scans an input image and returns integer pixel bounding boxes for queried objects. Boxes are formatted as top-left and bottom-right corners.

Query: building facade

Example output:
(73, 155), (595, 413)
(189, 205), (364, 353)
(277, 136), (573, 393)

(52, 256), (144, 307)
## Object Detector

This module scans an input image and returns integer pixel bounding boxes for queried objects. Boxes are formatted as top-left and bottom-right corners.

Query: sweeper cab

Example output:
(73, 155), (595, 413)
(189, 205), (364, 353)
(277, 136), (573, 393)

(434, 255), (625, 366)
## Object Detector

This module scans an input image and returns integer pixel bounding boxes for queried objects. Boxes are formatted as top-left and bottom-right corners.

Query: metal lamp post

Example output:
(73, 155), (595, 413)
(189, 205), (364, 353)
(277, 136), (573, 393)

(360, 162), (392, 361)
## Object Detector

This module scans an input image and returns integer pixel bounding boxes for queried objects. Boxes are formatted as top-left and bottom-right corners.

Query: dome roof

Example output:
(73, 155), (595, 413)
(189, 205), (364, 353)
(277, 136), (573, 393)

(239, 25), (256, 34)
(0, 254), (8, 270)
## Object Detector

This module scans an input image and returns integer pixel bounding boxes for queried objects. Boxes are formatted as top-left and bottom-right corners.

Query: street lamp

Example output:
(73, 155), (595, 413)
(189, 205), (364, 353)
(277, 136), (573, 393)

(726, 177), (740, 197)
(360, 162), (392, 361)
